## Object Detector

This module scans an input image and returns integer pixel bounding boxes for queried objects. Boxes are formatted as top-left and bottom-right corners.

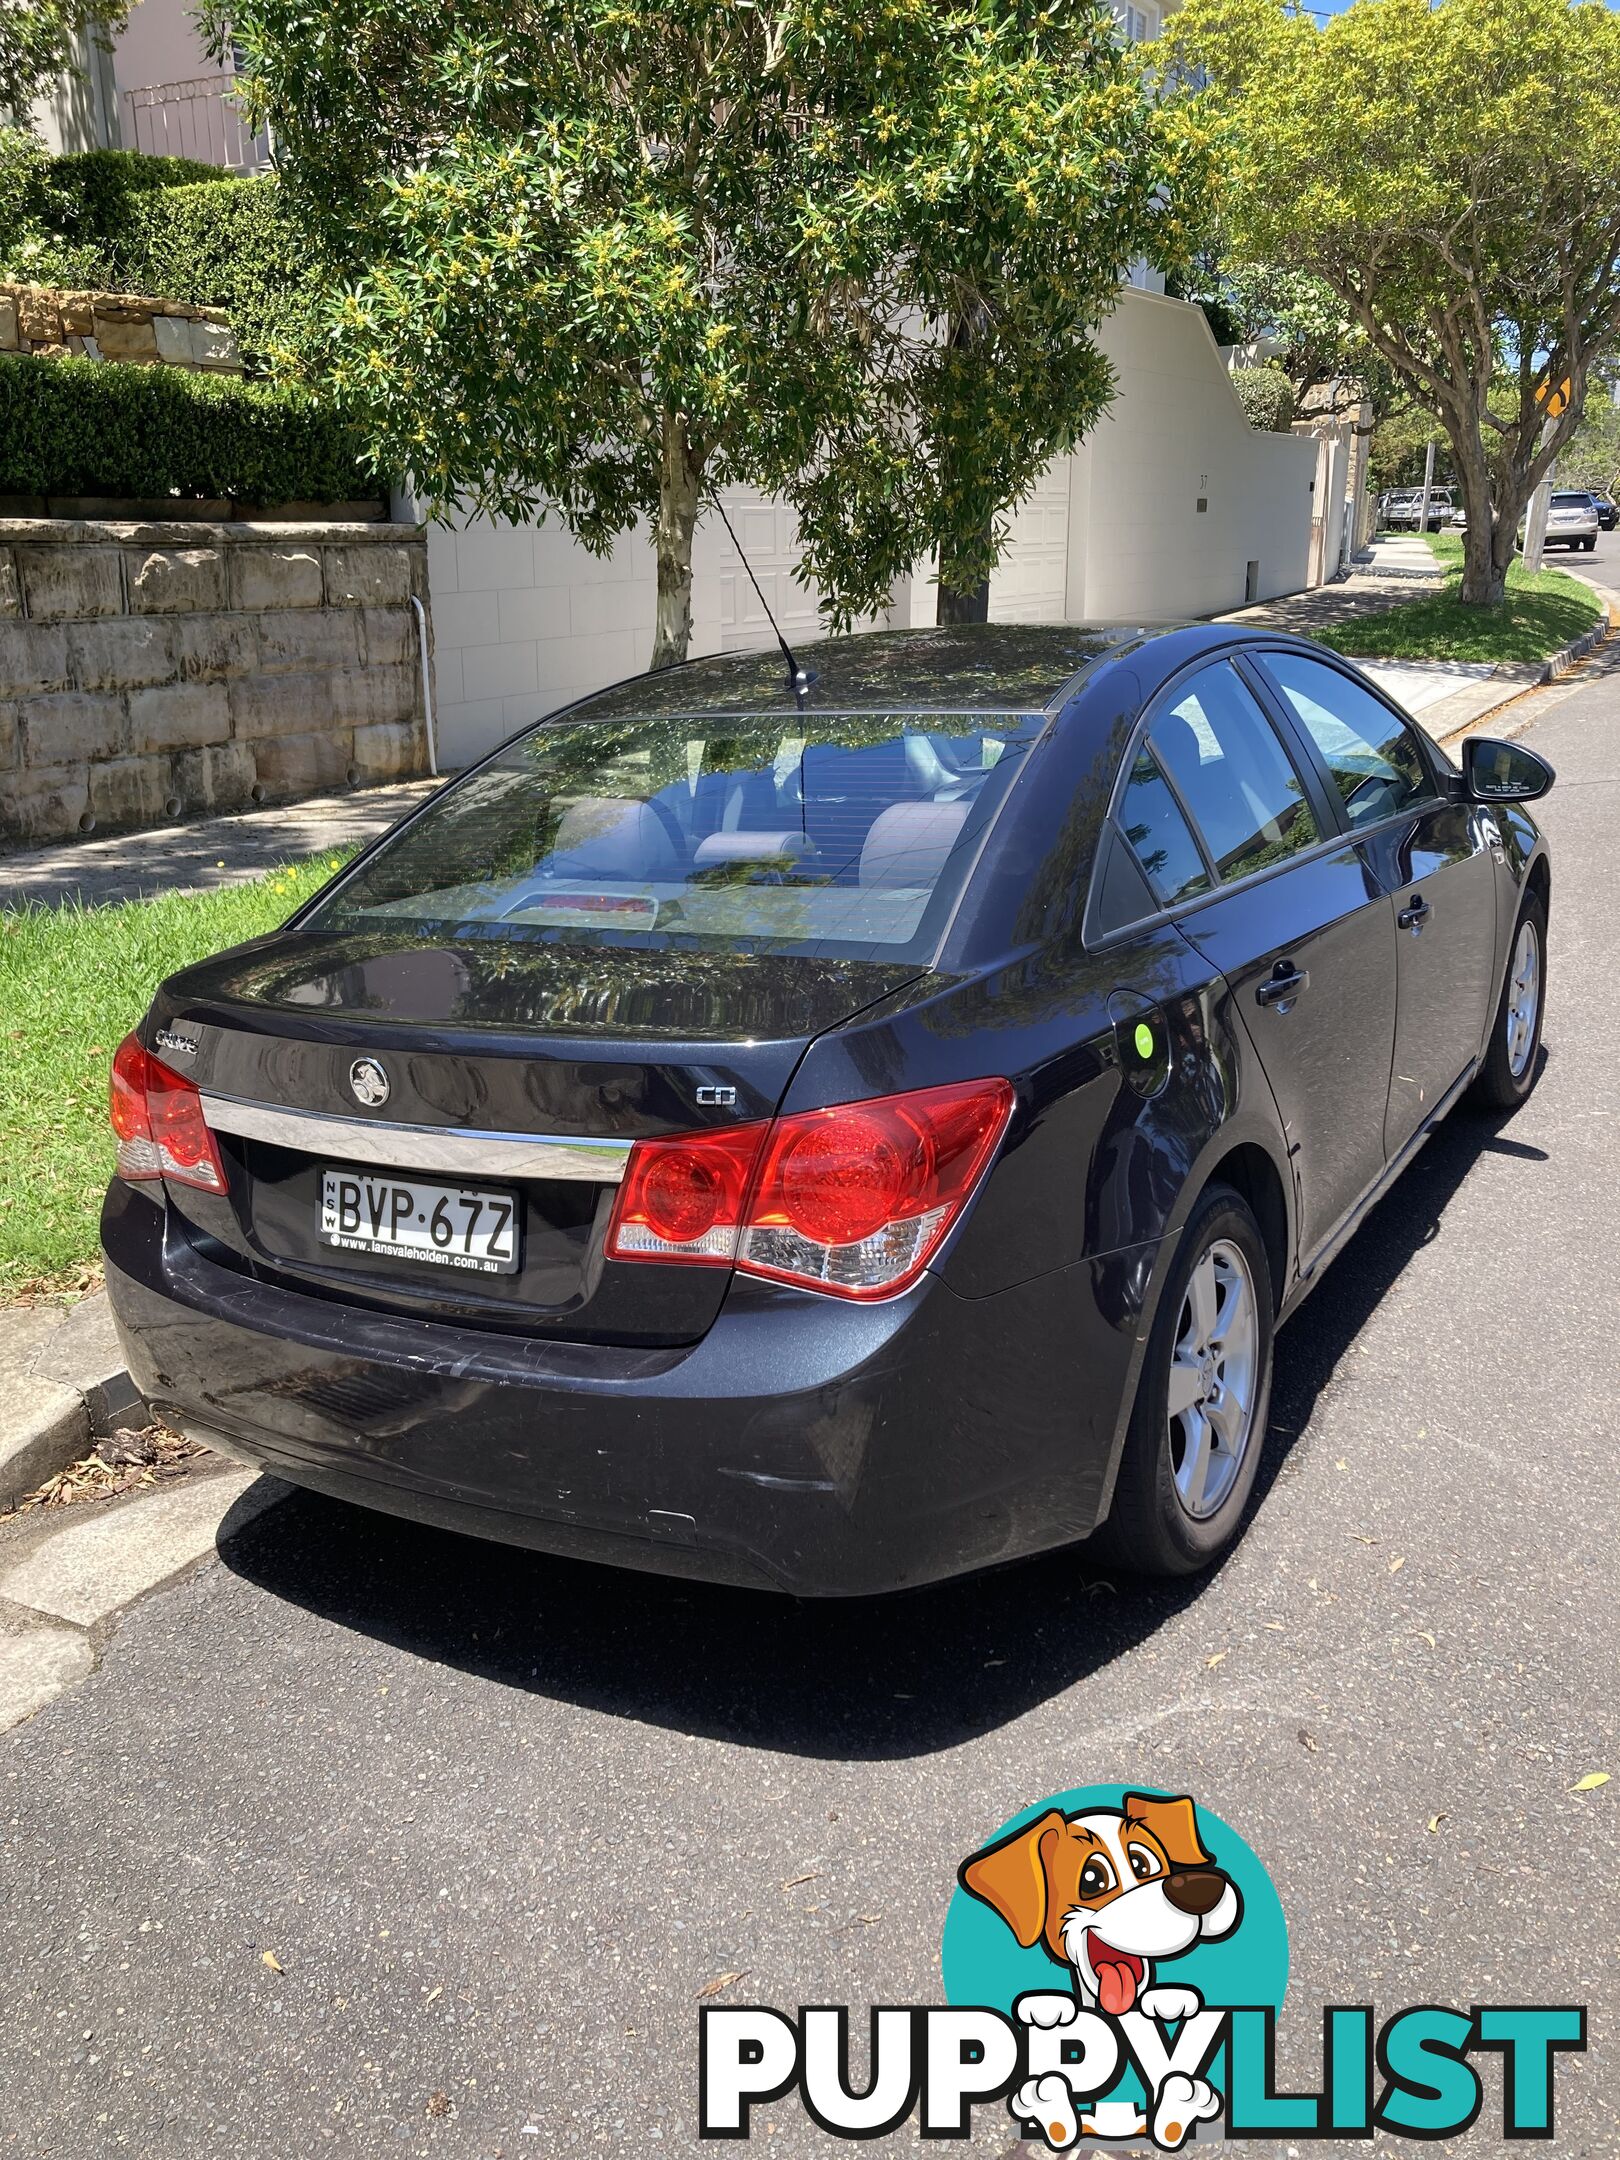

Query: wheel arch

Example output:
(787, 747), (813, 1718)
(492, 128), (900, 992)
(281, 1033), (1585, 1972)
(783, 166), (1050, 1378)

(1199, 1140), (1290, 1316)
(1524, 847), (1551, 916)
(1090, 1117), (1294, 1534)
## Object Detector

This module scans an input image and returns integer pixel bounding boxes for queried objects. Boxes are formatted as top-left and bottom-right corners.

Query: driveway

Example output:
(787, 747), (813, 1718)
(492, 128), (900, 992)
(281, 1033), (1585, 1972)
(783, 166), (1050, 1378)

(2, 660), (1617, 2157)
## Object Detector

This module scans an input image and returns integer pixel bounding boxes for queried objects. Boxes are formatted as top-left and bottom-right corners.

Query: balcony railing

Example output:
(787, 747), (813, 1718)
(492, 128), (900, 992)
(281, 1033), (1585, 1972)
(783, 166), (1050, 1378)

(122, 75), (270, 173)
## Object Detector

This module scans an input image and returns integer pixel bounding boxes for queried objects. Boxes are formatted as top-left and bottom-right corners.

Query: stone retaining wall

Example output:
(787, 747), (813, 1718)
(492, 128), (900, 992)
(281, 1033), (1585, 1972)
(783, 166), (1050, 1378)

(0, 284), (242, 372)
(0, 519), (433, 846)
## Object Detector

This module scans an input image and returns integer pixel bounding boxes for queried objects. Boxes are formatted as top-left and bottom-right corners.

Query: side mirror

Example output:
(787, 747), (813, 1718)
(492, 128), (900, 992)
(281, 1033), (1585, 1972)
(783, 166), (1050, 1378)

(1463, 737), (1555, 804)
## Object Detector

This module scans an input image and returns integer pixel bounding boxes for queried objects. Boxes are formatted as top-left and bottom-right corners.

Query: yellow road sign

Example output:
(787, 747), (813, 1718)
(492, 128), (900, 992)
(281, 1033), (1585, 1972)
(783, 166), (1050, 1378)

(1537, 375), (1573, 418)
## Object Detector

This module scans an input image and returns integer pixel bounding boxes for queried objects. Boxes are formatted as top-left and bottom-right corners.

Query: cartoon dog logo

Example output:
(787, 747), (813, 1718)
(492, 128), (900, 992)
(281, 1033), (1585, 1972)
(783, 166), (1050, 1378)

(959, 1792), (1241, 2148)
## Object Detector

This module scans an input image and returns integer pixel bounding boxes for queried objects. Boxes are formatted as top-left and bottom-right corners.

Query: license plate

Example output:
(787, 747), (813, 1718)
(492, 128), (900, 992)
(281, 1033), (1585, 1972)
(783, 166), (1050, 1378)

(319, 1169), (520, 1275)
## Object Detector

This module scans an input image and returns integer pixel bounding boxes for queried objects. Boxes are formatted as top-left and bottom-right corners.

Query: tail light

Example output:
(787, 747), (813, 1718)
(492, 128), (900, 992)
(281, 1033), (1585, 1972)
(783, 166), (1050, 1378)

(606, 1078), (1014, 1301)
(108, 1034), (227, 1194)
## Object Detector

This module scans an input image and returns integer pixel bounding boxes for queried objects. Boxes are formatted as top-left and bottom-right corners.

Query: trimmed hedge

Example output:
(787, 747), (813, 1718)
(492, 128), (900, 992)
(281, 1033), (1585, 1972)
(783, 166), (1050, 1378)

(1230, 365), (1297, 433)
(109, 177), (321, 371)
(0, 144), (321, 373)
(0, 351), (371, 504)
(26, 148), (224, 247)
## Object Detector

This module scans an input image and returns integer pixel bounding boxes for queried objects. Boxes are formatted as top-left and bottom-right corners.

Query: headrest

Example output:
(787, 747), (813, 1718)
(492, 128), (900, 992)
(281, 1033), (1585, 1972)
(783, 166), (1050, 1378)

(692, 831), (815, 868)
(859, 801), (970, 889)
(549, 797), (676, 877)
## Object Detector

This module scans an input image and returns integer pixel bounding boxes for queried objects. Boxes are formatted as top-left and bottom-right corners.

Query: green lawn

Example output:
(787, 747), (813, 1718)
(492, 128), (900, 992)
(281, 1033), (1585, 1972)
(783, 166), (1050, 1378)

(1318, 533), (1605, 663)
(0, 852), (350, 1301)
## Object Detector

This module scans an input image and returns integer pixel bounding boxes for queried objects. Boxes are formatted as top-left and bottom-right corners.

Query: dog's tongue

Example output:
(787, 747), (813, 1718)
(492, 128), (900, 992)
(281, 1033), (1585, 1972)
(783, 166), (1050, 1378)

(1094, 1954), (1138, 2017)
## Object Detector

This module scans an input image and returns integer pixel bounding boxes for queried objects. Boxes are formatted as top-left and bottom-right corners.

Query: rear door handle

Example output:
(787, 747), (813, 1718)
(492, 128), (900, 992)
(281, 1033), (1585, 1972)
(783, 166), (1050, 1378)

(1256, 964), (1310, 1008)
(1398, 895), (1432, 931)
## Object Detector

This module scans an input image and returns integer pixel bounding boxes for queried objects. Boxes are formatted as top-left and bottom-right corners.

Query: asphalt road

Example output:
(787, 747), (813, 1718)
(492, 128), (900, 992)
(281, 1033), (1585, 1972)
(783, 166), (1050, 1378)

(3, 660), (1619, 2158)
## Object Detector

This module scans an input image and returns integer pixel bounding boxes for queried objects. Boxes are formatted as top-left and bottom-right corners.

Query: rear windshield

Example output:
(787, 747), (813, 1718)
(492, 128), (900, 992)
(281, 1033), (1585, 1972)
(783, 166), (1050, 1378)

(304, 708), (1045, 963)
(1552, 492), (1593, 507)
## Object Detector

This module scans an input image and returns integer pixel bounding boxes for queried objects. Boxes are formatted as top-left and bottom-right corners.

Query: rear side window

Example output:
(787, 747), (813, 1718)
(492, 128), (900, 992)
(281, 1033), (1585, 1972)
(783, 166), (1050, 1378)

(303, 708), (1043, 964)
(1260, 652), (1432, 829)
(1114, 749), (1211, 907)
(1147, 661), (1319, 883)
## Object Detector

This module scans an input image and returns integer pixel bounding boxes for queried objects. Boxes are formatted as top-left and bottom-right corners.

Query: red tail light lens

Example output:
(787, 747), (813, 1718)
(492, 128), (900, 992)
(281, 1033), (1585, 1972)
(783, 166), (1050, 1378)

(605, 1079), (1014, 1301)
(108, 1033), (227, 1194)
(607, 1121), (768, 1263)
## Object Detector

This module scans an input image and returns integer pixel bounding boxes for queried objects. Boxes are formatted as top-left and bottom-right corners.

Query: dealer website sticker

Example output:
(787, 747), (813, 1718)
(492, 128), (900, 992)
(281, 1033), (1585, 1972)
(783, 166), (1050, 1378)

(699, 1783), (1585, 2146)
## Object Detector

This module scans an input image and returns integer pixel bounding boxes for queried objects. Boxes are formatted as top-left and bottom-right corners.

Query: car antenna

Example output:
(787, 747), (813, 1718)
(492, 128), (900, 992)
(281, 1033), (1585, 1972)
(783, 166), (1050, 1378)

(708, 487), (814, 709)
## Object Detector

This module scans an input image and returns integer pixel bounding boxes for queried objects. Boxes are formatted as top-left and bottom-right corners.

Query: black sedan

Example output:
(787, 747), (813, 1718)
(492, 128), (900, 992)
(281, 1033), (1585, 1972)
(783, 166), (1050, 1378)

(102, 624), (1553, 1594)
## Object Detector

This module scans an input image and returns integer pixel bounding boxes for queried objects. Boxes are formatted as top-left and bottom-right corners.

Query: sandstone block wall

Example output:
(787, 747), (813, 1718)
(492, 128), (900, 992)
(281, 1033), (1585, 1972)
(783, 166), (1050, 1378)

(0, 520), (433, 847)
(0, 285), (243, 372)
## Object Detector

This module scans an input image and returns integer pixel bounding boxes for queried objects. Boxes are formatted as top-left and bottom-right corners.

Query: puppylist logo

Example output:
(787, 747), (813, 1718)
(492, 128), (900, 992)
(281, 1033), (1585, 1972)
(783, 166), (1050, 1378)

(699, 1785), (1586, 2147)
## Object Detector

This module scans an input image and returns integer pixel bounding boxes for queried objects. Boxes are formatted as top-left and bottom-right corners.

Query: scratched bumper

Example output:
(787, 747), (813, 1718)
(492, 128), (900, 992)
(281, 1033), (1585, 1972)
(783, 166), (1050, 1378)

(102, 1179), (1141, 1595)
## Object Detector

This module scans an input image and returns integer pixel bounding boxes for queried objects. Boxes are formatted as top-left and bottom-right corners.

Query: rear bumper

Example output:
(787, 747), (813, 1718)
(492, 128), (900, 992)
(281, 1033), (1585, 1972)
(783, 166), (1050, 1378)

(102, 1182), (1155, 1596)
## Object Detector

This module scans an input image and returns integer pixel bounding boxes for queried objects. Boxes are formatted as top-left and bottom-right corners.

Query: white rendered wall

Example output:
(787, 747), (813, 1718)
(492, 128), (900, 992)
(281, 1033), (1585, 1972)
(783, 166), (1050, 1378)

(419, 290), (1318, 768)
(1061, 287), (1317, 621)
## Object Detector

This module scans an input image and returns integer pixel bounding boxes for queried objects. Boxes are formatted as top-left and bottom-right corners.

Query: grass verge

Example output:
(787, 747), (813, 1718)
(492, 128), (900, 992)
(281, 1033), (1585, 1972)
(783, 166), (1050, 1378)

(0, 852), (349, 1302)
(1319, 533), (1605, 663)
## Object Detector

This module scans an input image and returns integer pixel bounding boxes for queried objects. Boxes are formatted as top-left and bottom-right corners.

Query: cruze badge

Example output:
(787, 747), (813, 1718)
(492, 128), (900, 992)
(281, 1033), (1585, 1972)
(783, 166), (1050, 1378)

(349, 1057), (391, 1108)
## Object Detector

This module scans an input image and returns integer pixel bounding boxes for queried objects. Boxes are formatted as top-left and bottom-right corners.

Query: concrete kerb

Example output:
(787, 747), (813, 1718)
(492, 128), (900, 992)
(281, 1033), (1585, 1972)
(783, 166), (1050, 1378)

(0, 1290), (144, 1513)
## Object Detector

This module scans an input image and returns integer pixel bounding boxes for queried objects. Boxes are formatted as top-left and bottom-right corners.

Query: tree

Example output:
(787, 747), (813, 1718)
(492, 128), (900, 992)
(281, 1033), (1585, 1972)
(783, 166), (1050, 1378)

(210, 0), (1208, 666)
(1166, 0), (1620, 605)
(0, 0), (130, 125)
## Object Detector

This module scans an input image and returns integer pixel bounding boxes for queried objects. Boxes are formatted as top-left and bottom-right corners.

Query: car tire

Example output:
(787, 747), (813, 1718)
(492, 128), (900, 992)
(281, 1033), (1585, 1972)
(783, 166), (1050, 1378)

(1094, 1183), (1275, 1578)
(1584, 537), (1598, 552)
(1470, 890), (1547, 1112)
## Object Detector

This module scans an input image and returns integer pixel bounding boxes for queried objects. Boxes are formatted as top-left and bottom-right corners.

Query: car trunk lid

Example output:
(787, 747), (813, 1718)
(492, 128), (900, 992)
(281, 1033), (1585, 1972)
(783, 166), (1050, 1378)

(146, 930), (921, 1345)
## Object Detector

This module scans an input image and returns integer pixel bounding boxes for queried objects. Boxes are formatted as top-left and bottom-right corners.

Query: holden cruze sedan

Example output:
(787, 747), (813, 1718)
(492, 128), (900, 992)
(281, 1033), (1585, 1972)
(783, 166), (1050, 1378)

(102, 624), (1553, 1594)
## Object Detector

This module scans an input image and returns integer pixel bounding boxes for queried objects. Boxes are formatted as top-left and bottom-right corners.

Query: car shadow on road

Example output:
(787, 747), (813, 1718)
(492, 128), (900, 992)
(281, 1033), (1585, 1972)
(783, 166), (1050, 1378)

(218, 1077), (1546, 1763)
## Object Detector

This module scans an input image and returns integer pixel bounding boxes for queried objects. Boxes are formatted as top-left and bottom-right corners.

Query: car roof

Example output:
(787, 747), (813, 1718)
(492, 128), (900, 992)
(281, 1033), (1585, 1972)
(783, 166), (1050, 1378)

(568, 623), (1153, 720)
(558, 619), (1378, 729)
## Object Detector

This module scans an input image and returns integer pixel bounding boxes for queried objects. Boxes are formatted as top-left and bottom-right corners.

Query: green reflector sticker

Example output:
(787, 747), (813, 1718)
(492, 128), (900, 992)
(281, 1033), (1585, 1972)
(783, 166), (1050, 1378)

(1133, 1021), (1156, 1059)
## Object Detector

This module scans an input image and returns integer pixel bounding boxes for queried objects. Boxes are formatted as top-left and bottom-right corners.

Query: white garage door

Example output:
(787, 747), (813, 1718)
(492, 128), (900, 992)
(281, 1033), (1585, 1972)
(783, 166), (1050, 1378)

(715, 493), (883, 650)
(989, 459), (1072, 623)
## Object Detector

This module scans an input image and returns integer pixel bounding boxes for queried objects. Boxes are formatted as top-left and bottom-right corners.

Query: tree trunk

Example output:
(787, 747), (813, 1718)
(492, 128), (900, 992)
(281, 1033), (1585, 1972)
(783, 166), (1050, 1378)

(1458, 502), (1507, 607)
(936, 543), (992, 626)
(935, 301), (992, 626)
(1451, 430), (1513, 607)
(651, 411), (703, 671)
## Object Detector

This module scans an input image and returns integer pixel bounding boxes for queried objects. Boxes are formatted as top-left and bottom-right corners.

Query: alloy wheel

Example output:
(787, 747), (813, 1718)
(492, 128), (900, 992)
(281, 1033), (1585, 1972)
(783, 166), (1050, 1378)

(1166, 1239), (1260, 1521)
(1505, 918), (1540, 1079)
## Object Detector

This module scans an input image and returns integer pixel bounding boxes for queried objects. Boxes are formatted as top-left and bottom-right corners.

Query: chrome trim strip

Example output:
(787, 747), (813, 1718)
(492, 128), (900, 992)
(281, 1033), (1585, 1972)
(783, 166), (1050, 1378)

(199, 1093), (633, 1183)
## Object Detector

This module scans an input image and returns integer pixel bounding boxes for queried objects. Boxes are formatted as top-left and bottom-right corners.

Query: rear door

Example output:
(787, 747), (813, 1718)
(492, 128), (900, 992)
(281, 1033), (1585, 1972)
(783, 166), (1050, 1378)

(1130, 658), (1397, 1266)
(1256, 649), (1498, 1158)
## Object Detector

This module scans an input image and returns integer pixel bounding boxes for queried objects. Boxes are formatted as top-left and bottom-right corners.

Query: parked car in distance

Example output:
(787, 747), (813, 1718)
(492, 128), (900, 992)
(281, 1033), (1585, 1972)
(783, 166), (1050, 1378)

(1453, 490), (1602, 551)
(1381, 486), (1455, 531)
(1587, 491), (1618, 531)
(103, 623), (1555, 1595)
(1540, 490), (1601, 550)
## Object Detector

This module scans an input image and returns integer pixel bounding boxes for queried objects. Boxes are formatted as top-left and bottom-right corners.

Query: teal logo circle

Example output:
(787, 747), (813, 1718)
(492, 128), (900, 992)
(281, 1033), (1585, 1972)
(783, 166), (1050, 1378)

(941, 1786), (1288, 2119)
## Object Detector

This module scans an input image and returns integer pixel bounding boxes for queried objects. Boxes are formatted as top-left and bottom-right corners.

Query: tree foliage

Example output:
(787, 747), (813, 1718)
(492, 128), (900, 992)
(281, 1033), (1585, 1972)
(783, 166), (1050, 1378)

(1166, 0), (1620, 604)
(1176, 252), (1408, 425)
(0, 0), (130, 123)
(209, 0), (1210, 665)
(1556, 398), (1620, 496)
